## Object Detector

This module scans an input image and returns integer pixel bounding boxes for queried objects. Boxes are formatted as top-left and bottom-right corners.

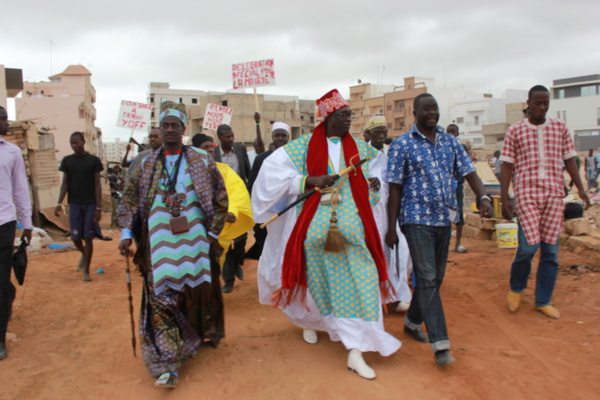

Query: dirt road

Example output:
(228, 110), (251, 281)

(2, 232), (599, 400)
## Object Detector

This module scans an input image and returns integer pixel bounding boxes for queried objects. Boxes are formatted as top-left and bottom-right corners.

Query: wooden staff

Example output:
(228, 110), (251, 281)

(260, 157), (370, 229)
(125, 256), (137, 357)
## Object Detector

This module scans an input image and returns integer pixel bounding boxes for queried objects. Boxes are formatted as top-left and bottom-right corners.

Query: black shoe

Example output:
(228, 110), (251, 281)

(0, 342), (7, 360)
(222, 284), (233, 293)
(435, 350), (455, 367)
(404, 326), (429, 343)
(235, 265), (244, 280)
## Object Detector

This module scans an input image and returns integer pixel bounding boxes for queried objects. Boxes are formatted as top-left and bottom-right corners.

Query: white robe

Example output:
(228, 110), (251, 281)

(371, 151), (413, 305)
(252, 142), (401, 356)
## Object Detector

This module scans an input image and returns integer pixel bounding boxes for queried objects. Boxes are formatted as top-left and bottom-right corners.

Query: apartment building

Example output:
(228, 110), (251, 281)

(103, 138), (133, 164)
(549, 74), (600, 150)
(15, 65), (100, 161)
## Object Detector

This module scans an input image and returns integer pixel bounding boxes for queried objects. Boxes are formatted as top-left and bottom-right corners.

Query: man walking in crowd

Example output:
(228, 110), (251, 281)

(107, 165), (124, 228)
(386, 93), (493, 367)
(0, 106), (33, 360)
(367, 115), (413, 313)
(125, 127), (163, 182)
(55, 131), (103, 282)
(446, 123), (469, 253)
(192, 133), (254, 270)
(245, 119), (290, 260)
(213, 124), (251, 293)
(502, 85), (590, 319)
(584, 149), (596, 191)
(365, 115), (390, 155)
(118, 105), (228, 388)
(253, 89), (400, 380)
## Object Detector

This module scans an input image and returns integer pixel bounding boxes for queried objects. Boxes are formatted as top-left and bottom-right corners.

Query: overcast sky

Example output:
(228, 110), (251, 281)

(2, 0), (599, 142)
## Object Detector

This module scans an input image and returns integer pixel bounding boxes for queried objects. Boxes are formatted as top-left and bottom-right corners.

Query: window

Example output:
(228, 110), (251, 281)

(394, 100), (404, 111)
(457, 117), (464, 124)
(394, 118), (403, 130)
(301, 115), (304, 121)
(178, 97), (183, 103)
(474, 116), (479, 126)
(151, 111), (154, 118)
(310, 116), (315, 124)
(554, 89), (564, 99)
(387, 104), (392, 111)
(597, 108), (600, 125)
(150, 96), (154, 103)
(191, 98), (198, 104)
(562, 111), (567, 122)
(581, 85), (597, 97)
(222, 100), (228, 107)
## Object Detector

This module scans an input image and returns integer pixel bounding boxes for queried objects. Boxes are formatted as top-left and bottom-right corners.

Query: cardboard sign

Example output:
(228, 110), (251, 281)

(202, 103), (233, 131)
(232, 59), (275, 89)
(116, 100), (152, 131)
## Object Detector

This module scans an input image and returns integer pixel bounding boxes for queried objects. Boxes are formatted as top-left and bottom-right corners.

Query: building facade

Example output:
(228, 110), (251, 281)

(148, 82), (315, 147)
(549, 74), (600, 151)
(0, 65), (23, 109)
(15, 65), (100, 161)
(103, 138), (132, 164)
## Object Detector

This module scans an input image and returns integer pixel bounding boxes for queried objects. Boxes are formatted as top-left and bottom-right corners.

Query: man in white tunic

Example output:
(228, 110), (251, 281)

(252, 89), (401, 380)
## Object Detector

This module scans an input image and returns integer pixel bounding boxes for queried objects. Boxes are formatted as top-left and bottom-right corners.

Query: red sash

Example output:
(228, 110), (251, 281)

(273, 122), (392, 307)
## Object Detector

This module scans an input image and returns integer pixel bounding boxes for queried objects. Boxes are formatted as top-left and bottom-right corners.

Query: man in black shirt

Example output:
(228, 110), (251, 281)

(55, 132), (103, 281)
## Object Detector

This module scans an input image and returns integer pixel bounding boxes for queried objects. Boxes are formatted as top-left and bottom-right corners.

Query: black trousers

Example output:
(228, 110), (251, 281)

(222, 233), (247, 285)
(0, 221), (17, 342)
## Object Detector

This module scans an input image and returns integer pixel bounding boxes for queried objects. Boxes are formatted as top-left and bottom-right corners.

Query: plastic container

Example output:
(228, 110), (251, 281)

(495, 223), (518, 248)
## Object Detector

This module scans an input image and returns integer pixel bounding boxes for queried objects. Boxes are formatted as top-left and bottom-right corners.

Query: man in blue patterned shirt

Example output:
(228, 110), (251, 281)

(386, 93), (492, 367)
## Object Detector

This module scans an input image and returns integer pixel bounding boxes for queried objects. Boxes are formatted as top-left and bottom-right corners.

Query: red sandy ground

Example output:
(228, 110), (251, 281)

(2, 229), (599, 400)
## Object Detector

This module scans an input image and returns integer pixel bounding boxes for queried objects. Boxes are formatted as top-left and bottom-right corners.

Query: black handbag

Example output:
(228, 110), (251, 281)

(12, 240), (28, 286)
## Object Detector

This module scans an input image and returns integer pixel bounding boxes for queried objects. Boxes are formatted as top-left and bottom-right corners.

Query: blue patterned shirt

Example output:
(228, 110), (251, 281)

(387, 124), (475, 226)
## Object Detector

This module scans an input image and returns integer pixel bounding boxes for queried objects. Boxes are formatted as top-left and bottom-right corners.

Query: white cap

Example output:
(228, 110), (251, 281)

(272, 122), (290, 134)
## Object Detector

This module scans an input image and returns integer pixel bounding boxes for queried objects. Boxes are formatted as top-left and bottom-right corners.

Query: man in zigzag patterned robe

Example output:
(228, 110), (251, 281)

(117, 107), (228, 388)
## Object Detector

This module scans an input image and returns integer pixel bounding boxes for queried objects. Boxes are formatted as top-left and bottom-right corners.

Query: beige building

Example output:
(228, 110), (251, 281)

(148, 82), (315, 147)
(15, 65), (100, 161)
(383, 77), (429, 138)
(348, 83), (395, 136)
(0, 65), (23, 109)
(348, 78), (428, 140)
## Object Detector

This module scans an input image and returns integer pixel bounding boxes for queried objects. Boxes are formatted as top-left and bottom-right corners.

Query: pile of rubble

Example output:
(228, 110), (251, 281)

(461, 202), (600, 256)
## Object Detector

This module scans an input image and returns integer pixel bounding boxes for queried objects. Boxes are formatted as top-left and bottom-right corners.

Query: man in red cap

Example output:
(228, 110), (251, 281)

(252, 89), (400, 380)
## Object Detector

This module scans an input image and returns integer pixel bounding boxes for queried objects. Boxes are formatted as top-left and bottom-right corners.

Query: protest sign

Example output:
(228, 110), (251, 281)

(202, 103), (234, 131)
(232, 59), (275, 90)
(116, 100), (152, 131)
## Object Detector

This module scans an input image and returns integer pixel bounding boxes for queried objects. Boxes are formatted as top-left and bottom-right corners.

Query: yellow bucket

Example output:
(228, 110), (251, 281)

(495, 223), (518, 248)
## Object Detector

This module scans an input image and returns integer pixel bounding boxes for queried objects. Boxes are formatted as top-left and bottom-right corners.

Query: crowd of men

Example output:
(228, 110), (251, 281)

(0, 84), (592, 388)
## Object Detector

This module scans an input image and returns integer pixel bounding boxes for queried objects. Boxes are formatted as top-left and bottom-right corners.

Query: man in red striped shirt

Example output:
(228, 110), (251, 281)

(500, 85), (590, 319)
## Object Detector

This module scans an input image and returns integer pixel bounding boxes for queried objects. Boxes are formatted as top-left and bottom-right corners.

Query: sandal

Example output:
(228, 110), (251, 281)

(155, 372), (178, 388)
(453, 245), (469, 253)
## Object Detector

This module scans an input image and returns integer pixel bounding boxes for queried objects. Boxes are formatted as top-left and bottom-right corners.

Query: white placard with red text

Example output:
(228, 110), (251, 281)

(232, 59), (275, 89)
(116, 100), (152, 131)
(202, 103), (234, 131)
